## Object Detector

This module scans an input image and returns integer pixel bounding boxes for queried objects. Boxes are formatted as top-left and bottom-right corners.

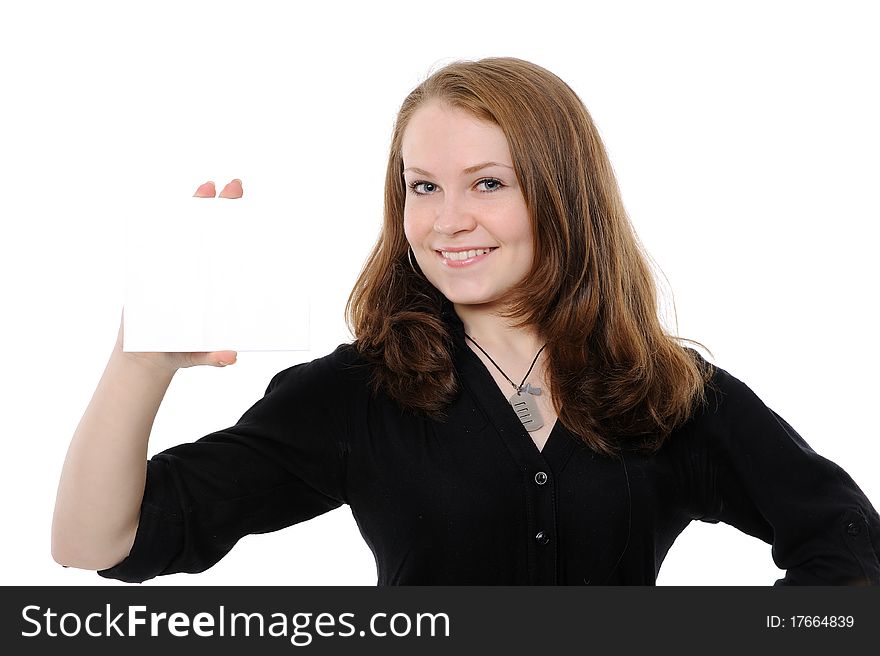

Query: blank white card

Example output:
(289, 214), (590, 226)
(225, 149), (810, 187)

(124, 197), (310, 352)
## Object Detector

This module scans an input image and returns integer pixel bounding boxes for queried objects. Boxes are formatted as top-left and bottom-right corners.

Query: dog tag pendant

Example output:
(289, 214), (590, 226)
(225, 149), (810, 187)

(509, 382), (544, 432)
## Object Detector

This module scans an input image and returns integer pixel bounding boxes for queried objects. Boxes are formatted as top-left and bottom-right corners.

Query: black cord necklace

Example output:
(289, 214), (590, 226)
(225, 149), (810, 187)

(465, 333), (547, 432)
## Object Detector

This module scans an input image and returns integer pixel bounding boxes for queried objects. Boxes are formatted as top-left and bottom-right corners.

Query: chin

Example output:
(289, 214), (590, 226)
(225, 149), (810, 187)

(428, 279), (512, 308)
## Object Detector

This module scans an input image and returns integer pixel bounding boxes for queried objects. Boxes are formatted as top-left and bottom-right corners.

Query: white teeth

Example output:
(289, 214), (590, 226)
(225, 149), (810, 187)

(441, 248), (493, 261)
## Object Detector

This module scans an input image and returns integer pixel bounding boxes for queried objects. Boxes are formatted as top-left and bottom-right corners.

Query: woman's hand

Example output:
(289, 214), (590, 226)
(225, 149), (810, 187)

(116, 178), (244, 373)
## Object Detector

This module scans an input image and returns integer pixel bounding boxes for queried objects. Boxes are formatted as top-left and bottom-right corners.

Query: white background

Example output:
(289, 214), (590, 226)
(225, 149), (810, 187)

(1, 0), (877, 586)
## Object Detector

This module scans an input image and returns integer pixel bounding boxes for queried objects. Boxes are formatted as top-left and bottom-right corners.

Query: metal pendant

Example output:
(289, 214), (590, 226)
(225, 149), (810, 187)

(508, 382), (544, 432)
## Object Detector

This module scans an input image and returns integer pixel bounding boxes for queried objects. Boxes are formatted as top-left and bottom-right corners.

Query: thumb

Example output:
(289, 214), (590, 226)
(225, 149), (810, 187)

(213, 351), (238, 367)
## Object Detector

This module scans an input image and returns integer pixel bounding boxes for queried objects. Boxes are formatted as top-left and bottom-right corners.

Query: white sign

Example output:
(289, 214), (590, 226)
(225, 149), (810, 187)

(124, 197), (310, 352)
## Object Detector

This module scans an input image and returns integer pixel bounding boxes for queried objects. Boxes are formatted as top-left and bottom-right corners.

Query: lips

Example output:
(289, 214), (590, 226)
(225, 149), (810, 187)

(435, 247), (498, 252)
(438, 247), (496, 259)
(436, 247), (498, 268)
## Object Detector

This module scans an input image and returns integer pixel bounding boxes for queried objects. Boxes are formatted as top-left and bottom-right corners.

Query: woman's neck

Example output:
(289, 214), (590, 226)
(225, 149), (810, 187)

(453, 302), (546, 364)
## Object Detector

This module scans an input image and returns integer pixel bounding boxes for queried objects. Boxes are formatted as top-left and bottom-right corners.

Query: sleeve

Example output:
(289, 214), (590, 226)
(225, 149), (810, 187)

(686, 362), (880, 585)
(96, 345), (353, 584)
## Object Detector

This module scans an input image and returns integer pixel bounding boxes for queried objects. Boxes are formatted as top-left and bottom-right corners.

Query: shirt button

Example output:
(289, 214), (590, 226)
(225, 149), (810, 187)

(534, 471), (548, 485)
(535, 531), (550, 545)
(846, 521), (861, 536)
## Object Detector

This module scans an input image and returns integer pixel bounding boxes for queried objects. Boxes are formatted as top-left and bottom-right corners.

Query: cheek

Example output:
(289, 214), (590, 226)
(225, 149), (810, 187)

(402, 215), (415, 243)
(512, 209), (534, 247)
(402, 206), (412, 236)
(403, 206), (430, 240)
(522, 244), (535, 270)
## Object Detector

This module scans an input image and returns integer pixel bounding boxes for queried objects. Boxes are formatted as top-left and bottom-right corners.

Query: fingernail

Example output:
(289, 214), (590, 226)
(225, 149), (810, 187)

(193, 181), (216, 197)
(219, 179), (243, 198)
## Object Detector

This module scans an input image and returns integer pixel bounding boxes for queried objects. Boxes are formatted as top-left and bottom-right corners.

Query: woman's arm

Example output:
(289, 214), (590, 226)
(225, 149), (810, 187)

(52, 303), (237, 571)
(94, 346), (353, 584)
(53, 179), (242, 571)
(684, 361), (880, 585)
(51, 330), (175, 570)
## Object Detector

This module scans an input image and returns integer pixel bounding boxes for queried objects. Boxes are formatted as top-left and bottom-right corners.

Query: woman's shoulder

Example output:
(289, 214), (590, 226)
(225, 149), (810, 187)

(673, 347), (804, 456)
(264, 342), (373, 395)
(681, 347), (763, 418)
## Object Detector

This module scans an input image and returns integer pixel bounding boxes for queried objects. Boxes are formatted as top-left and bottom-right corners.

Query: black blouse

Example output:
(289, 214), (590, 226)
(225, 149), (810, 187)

(97, 303), (880, 585)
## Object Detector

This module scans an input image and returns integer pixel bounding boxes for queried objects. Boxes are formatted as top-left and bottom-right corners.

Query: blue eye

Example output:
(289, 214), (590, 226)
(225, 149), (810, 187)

(408, 181), (437, 195)
(478, 178), (502, 191)
(406, 178), (505, 196)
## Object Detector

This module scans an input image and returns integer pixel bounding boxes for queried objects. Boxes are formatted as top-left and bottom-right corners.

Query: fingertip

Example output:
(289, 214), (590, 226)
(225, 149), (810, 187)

(193, 181), (217, 198)
(219, 178), (243, 199)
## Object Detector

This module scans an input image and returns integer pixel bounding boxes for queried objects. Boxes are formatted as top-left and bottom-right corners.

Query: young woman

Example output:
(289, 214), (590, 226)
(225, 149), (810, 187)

(52, 57), (879, 585)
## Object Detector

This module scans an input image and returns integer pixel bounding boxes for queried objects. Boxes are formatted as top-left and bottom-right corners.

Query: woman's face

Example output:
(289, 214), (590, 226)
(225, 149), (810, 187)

(401, 101), (533, 310)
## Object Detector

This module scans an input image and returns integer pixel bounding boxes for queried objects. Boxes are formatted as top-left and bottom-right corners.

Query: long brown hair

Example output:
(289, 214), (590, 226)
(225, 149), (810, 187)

(345, 56), (715, 458)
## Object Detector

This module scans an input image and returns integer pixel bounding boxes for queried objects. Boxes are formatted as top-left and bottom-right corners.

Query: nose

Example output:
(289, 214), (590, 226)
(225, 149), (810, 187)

(433, 194), (478, 236)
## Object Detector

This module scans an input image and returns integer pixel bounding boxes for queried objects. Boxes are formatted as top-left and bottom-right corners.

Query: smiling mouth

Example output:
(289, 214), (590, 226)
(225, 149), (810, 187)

(435, 247), (498, 267)
(436, 247), (498, 261)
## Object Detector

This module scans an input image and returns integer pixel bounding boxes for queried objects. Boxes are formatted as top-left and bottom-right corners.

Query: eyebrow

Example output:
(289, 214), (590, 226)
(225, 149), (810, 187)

(402, 161), (514, 176)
